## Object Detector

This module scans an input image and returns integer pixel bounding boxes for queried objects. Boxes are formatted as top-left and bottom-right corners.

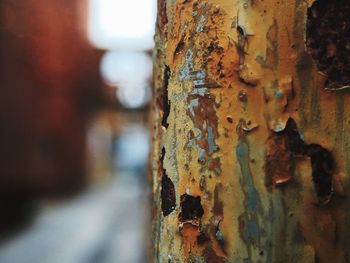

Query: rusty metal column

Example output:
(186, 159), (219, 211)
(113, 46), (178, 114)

(152, 0), (350, 262)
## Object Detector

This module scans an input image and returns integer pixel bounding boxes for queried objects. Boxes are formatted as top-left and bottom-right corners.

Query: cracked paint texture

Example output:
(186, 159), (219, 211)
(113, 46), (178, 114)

(152, 0), (350, 262)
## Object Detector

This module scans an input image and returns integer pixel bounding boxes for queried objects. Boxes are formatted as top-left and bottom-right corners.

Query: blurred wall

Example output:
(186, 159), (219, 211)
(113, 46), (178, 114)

(0, 0), (103, 201)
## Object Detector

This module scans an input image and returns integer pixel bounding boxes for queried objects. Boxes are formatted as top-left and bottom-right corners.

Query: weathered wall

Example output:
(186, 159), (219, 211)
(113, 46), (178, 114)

(152, 0), (350, 262)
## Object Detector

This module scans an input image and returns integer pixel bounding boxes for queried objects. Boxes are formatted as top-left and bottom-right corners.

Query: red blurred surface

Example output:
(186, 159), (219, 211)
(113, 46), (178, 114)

(0, 0), (103, 201)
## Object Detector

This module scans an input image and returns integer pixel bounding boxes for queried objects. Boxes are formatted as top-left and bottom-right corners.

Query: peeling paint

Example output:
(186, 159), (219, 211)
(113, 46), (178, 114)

(266, 118), (334, 204)
(306, 0), (350, 89)
(152, 0), (349, 261)
(186, 88), (220, 160)
(179, 49), (194, 81)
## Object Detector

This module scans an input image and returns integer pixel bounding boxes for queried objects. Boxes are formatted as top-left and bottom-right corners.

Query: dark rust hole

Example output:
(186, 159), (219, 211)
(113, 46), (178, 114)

(306, 0), (350, 89)
(179, 194), (204, 222)
(161, 65), (170, 128)
(237, 25), (245, 36)
(161, 175), (176, 216)
(160, 148), (176, 216)
(285, 119), (334, 202)
(307, 144), (334, 201)
(197, 231), (210, 245)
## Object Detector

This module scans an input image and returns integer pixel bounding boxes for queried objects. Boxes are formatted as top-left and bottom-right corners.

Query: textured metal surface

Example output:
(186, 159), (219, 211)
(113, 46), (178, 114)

(152, 0), (350, 262)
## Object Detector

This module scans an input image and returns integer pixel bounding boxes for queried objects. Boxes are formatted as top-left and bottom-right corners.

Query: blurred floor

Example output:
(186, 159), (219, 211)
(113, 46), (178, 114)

(0, 119), (150, 263)
(0, 173), (149, 263)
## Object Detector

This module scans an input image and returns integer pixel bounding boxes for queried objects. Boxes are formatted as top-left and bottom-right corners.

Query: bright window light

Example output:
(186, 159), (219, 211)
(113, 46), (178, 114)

(117, 84), (150, 109)
(100, 51), (152, 109)
(100, 51), (152, 86)
(88, 0), (156, 50)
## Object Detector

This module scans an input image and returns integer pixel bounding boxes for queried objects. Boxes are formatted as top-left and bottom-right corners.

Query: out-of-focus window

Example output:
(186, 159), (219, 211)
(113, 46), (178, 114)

(88, 0), (155, 109)
(100, 51), (152, 108)
(88, 0), (156, 50)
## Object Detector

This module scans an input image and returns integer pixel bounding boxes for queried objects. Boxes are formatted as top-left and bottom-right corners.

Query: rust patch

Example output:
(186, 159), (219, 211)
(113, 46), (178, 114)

(307, 144), (334, 204)
(226, 116), (233, 123)
(161, 175), (176, 216)
(282, 117), (306, 156)
(306, 0), (350, 89)
(160, 148), (176, 216)
(179, 194), (204, 223)
(157, 0), (168, 34)
(266, 118), (334, 204)
(187, 93), (218, 130)
(187, 92), (219, 156)
(161, 65), (171, 128)
(211, 185), (225, 253)
(199, 175), (207, 191)
(265, 130), (294, 187)
(213, 184), (223, 218)
(181, 224), (201, 255)
(207, 157), (222, 176)
(197, 228), (210, 245)
(237, 89), (248, 102)
(203, 246), (226, 263)
(255, 20), (279, 69)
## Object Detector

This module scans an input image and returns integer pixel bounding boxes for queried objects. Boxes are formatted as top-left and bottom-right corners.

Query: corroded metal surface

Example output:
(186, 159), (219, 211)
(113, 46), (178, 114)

(152, 0), (350, 262)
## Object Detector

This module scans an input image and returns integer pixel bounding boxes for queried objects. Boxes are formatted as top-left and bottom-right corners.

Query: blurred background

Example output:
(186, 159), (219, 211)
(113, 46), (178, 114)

(0, 0), (155, 262)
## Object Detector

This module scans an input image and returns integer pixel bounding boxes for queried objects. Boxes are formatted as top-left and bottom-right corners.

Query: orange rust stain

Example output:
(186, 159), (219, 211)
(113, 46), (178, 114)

(181, 224), (202, 254)
(203, 246), (226, 263)
(265, 133), (294, 187)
